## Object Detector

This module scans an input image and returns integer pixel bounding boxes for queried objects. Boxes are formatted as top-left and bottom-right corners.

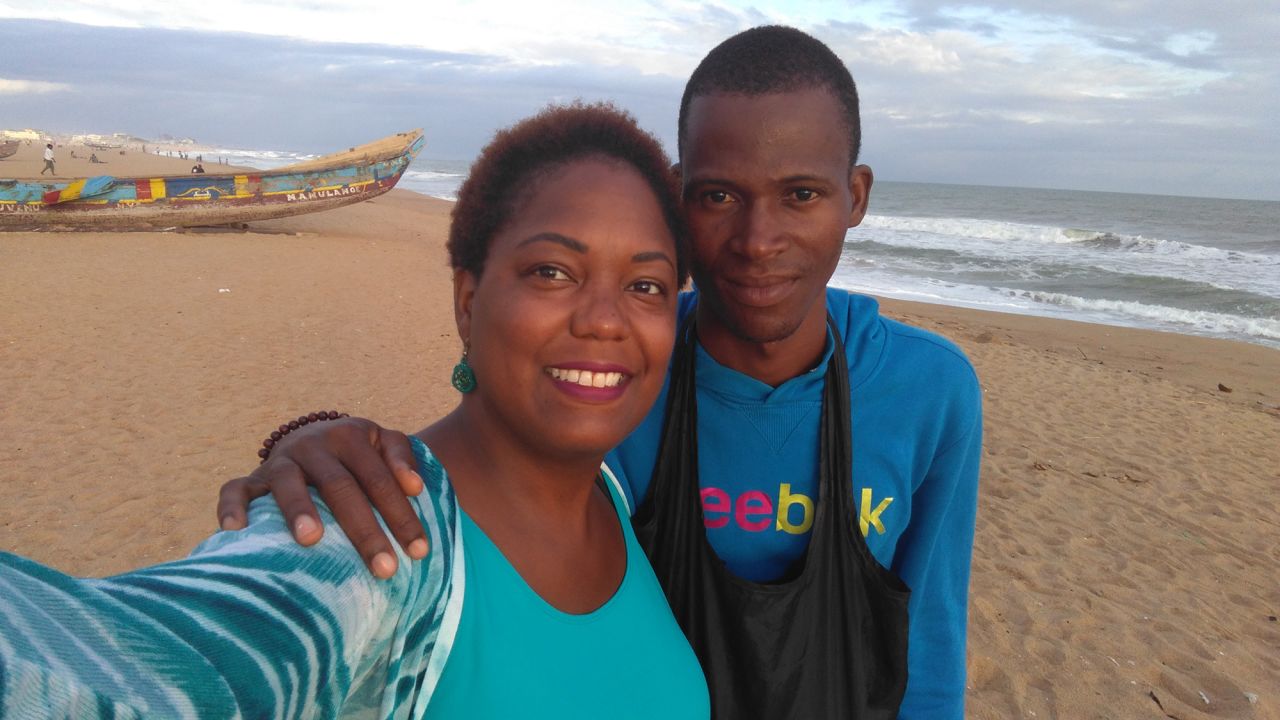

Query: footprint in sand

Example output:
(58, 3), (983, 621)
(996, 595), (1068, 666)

(1152, 654), (1257, 718)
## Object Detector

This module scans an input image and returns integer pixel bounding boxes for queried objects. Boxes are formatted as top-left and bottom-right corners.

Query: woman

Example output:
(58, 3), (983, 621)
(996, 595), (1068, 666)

(0, 104), (709, 718)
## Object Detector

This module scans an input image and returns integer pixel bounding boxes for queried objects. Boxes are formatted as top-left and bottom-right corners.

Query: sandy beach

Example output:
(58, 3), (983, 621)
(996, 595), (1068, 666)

(1, 138), (241, 180)
(2, 148), (1277, 719)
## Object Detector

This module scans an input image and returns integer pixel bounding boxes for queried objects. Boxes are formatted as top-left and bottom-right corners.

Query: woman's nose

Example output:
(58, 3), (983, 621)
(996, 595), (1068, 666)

(570, 284), (627, 340)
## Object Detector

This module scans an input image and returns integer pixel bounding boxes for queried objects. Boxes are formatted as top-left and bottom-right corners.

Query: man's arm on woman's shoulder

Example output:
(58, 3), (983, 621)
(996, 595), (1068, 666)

(216, 416), (426, 578)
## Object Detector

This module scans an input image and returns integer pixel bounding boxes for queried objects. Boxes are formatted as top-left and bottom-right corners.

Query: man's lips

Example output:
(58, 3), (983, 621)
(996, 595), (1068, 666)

(719, 275), (798, 307)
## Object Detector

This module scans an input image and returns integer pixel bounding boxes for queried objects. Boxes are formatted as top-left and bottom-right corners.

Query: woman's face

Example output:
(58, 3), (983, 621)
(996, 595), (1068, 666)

(457, 157), (679, 459)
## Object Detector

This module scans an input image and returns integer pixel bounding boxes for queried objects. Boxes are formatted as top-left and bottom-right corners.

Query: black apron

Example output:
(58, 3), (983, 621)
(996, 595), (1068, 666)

(633, 314), (910, 719)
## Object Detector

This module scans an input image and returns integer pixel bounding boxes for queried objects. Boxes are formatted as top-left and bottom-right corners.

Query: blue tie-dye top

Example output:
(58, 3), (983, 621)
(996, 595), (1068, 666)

(0, 439), (707, 719)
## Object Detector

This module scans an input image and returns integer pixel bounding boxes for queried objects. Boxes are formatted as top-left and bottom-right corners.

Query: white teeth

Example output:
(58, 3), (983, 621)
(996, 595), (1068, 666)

(547, 368), (625, 388)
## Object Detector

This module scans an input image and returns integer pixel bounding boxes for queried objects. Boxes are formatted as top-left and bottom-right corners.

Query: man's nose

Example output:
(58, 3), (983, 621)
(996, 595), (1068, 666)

(733, 200), (788, 260)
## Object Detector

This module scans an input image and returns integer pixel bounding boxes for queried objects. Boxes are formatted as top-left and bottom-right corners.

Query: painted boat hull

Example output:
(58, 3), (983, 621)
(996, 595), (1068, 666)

(0, 130), (423, 231)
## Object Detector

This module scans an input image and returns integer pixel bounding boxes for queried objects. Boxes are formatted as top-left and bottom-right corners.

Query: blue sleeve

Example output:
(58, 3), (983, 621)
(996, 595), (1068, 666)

(893, 396), (982, 720)
(0, 448), (460, 719)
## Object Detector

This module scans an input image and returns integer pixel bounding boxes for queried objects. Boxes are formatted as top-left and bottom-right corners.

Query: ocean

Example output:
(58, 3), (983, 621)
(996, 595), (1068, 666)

(838, 182), (1280, 350)
(219, 147), (1280, 350)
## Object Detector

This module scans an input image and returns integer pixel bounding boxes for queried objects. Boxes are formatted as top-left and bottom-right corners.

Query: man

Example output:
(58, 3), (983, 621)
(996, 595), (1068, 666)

(220, 26), (980, 718)
(40, 143), (55, 175)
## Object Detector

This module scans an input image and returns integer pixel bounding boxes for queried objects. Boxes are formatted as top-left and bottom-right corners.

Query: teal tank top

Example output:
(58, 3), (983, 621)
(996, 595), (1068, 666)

(424, 468), (710, 718)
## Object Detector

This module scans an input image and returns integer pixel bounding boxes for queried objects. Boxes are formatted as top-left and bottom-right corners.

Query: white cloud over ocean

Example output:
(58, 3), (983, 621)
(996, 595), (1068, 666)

(0, 77), (71, 94)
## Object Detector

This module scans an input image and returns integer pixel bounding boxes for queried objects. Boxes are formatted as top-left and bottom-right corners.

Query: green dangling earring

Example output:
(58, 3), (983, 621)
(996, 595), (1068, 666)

(451, 346), (477, 393)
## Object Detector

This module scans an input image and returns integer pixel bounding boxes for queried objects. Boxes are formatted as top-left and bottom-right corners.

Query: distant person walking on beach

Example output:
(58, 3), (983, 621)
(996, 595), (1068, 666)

(191, 163), (205, 174)
(40, 144), (55, 175)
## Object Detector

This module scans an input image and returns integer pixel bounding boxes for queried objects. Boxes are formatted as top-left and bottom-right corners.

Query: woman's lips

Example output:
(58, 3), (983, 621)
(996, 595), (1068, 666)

(544, 365), (632, 401)
(546, 367), (626, 388)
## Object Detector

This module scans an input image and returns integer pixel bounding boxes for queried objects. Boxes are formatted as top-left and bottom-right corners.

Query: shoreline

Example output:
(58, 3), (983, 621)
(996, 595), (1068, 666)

(880, 296), (1280, 413)
(1, 187), (1277, 719)
(8, 138), (1276, 352)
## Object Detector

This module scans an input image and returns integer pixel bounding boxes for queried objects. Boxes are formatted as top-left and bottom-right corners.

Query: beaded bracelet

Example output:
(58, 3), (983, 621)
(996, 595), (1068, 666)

(258, 410), (350, 463)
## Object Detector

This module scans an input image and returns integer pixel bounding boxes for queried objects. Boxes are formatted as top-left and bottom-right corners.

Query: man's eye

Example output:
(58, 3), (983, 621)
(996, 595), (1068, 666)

(790, 188), (818, 201)
(703, 190), (733, 204)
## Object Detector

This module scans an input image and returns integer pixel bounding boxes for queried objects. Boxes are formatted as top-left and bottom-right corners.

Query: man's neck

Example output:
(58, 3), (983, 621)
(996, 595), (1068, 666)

(694, 301), (829, 388)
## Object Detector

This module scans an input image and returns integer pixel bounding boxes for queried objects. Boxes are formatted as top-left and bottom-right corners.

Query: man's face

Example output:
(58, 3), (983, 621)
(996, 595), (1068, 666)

(681, 87), (870, 346)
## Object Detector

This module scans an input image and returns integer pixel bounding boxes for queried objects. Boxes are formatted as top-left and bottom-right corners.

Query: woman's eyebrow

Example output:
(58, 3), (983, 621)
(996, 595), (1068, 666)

(517, 232), (672, 268)
(516, 232), (587, 253)
(632, 250), (675, 268)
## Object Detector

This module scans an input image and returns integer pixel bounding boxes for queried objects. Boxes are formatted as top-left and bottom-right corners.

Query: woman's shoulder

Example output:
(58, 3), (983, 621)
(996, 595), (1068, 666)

(405, 436), (464, 564)
(408, 436), (459, 516)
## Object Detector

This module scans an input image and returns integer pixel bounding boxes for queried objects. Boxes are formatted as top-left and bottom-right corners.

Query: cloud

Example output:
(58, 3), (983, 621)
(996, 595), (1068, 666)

(0, 0), (757, 77)
(0, 19), (683, 158)
(0, 4), (1274, 201)
(0, 77), (72, 94)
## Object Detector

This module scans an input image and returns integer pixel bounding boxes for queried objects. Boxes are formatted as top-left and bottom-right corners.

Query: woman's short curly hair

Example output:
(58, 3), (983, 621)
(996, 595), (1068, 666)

(449, 101), (688, 282)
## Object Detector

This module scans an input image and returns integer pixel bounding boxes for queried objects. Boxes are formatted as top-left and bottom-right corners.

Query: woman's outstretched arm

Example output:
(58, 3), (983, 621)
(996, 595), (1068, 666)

(0, 442), (459, 719)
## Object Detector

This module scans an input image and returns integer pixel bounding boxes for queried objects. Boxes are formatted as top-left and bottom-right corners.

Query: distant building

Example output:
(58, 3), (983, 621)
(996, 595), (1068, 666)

(1, 129), (43, 141)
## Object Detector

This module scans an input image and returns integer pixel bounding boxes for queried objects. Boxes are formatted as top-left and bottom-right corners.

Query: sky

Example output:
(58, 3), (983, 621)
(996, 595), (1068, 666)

(1, 1), (1277, 201)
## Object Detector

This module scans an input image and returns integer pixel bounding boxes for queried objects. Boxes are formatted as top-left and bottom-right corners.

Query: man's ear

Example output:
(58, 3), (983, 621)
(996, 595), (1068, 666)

(453, 269), (478, 345)
(847, 164), (874, 228)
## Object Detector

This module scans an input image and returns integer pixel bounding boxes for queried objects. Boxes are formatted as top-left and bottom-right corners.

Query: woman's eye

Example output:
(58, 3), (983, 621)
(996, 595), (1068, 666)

(628, 279), (666, 296)
(532, 265), (572, 281)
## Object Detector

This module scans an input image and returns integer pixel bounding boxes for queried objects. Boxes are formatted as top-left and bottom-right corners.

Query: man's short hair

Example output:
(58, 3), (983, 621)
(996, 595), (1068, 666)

(677, 25), (862, 168)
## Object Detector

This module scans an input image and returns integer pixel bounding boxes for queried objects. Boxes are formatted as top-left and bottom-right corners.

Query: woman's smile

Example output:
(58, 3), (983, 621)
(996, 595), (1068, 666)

(546, 366), (629, 388)
(546, 363), (633, 400)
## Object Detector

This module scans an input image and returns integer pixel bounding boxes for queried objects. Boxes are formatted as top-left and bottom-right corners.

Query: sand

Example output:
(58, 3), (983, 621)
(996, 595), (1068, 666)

(2, 149), (1277, 718)
(884, 300), (1279, 719)
(1, 139), (243, 179)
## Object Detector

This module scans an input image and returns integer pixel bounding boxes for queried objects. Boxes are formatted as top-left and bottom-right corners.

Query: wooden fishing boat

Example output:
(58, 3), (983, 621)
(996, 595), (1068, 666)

(0, 130), (423, 230)
(0, 140), (19, 160)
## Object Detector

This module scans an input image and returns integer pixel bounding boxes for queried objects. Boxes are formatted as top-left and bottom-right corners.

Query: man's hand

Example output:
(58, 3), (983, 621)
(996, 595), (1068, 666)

(216, 417), (424, 579)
